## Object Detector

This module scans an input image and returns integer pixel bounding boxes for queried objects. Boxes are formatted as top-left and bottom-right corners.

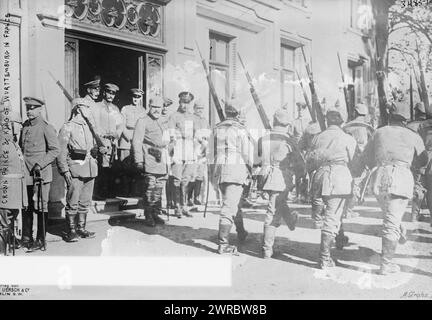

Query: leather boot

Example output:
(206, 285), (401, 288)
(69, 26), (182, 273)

(76, 213), (96, 238)
(380, 238), (400, 275)
(262, 225), (276, 259)
(312, 203), (324, 229)
(218, 223), (238, 255)
(187, 182), (194, 206)
(335, 228), (349, 250)
(399, 224), (407, 245)
(151, 208), (165, 225)
(285, 210), (298, 231)
(22, 208), (34, 247)
(63, 214), (79, 243)
(144, 208), (156, 227)
(319, 232), (336, 269)
(35, 212), (48, 251)
(0, 227), (9, 256)
(181, 184), (193, 217)
(233, 212), (248, 242)
(193, 180), (202, 205)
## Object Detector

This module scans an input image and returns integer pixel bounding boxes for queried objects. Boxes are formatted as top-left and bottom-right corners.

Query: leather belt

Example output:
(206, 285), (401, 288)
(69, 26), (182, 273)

(378, 161), (411, 169)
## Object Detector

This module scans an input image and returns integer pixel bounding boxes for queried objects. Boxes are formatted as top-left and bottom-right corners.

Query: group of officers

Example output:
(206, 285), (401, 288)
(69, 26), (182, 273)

(0, 79), (430, 276)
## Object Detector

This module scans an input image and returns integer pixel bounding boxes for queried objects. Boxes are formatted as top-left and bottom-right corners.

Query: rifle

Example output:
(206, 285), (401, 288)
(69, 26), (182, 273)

(48, 71), (105, 149)
(296, 69), (316, 122)
(337, 52), (352, 121)
(237, 53), (272, 130)
(195, 41), (225, 122)
(410, 72), (414, 121)
(300, 46), (326, 131)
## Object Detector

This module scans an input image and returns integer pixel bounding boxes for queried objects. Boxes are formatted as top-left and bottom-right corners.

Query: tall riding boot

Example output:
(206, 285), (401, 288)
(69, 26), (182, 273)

(174, 186), (182, 218)
(284, 210), (299, 231)
(319, 232), (336, 269)
(335, 227), (349, 250)
(218, 223), (238, 255)
(21, 209), (34, 247)
(262, 225), (276, 259)
(187, 182), (195, 206)
(311, 203), (324, 229)
(410, 194), (422, 222)
(380, 238), (400, 275)
(181, 183), (192, 217)
(0, 227), (9, 256)
(34, 212), (48, 251)
(193, 180), (202, 205)
(64, 214), (79, 243)
(144, 208), (156, 227)
(76, 213), (96, 238)
(233, 211), (248, 242)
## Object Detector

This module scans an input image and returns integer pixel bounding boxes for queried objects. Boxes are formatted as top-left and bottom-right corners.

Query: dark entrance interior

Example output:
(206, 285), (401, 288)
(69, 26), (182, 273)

(78, 39), (143, 108)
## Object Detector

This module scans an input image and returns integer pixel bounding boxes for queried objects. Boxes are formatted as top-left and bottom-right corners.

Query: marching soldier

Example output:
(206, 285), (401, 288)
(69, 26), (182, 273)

(307, 109), (357, 269)
(20, 97), (60, 252)
(258, 108), (299, 259)
(301, 121), (324, 227)
(187, 100), (210, 207)
(213, 101), (254, 255)
(93, 83), (125, 198)
(342, 103), (374, 219)
(408, 102), (430, 222)
(132, 96), (170, 227)
(57, 98), (103, 242)
(0, 99), (28, 255)
(355, 97), (427, 274)
(118, 88), (146, 196)
(167, 91), (200, 218)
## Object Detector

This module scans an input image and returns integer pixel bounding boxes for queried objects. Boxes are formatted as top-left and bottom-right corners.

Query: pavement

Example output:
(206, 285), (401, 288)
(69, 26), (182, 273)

(7, 196), (432, 300)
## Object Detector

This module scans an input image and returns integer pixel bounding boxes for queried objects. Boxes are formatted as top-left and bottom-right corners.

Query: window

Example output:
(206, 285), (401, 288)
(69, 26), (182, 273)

(281, 45), (296, 116)
(348, 62), (364, 105)
(209, 32), (232, 126)
(350, 0), (372, 32)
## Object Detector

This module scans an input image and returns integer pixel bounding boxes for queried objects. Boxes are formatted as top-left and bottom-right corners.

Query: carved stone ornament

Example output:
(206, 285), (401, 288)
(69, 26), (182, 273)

(64, 0), (163, 41)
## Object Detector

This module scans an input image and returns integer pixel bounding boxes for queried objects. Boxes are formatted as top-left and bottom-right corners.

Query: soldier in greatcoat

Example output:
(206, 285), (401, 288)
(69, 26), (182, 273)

(132, 96), (170, 227)
(19, 97), (60, 252)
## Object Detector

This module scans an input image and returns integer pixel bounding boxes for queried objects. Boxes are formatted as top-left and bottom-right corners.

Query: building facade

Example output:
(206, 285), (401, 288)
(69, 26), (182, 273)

(0, 0), (377, 215)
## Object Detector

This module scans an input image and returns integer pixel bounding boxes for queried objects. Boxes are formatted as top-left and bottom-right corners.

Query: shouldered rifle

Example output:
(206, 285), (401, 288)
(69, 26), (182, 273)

(410, 72), (414, 121)
(296, 69), (316, 122)
(337, 52), (352, 121)
(237, 53), (272, 130)
(195, 41), (225, 122)
(48, 71), (105, 149)
(300, 46), (326, 131)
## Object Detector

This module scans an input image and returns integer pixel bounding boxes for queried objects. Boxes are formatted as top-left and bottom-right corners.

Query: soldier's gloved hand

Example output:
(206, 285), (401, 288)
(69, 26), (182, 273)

(32, 164), (42, 177)
(63, 171), (72, 187)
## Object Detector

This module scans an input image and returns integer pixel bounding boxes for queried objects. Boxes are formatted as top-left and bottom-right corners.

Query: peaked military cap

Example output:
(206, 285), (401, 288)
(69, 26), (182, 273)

(130, 88), (144, 97)
(296, 101), (307, 109)
(163, 97), (173, 107)
(325, 109), (343, 124)
(390, 100), (410, 120)
(83, 79), (101, 88)
(23, 96), (45, 107)
(104, 83), (120, 92)
(149, 96), (164, 108)
(178, 91), (194, 103)
(224, 100), (239, 117)
(194, 99), (204, 108)
(354, 103), (368, 116)
(273, 108), (291, 127)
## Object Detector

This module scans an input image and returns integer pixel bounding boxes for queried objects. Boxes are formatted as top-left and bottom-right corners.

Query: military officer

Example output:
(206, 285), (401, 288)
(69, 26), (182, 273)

(93, 83), (125, 198)
(308, 109), (357, 269)
(213, 101), (255, 255)
(355, 97), (427, 274)
(81, 77), (101, 128)
(187, 100), (210, 207)
(118, 88), (146, 197)
(20, 97), (60, 252)
(167, 91), (200, 218)
(132, 96), (170, 227)
(58, 98), (103, 242)
(258, 108), (300, 258)
(342, 103), (374, 219)
(0, 99), (28, 254)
